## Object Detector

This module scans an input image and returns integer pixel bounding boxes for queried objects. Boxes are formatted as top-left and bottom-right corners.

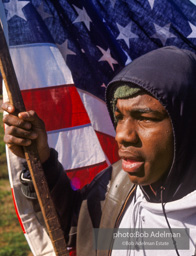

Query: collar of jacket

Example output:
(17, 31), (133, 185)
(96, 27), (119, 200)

(99, 160), (135, 229)
(75, 160), (135, 256)
(97, 160), (136, 256)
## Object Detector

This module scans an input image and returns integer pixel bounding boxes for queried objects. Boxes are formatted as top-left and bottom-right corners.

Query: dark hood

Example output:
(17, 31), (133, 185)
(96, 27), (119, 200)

(106, 46), (196, 202)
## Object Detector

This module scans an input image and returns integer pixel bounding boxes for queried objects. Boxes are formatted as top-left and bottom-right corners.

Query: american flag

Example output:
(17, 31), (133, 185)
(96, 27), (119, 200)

(1, 0), (196, 255)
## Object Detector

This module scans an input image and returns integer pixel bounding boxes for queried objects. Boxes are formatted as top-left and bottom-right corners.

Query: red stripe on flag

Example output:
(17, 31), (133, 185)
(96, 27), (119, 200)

(21, 85), (91, 131)
(66, 161), (108, 189)
(96, 131), (120, 164)
(11, 188), (26, 234)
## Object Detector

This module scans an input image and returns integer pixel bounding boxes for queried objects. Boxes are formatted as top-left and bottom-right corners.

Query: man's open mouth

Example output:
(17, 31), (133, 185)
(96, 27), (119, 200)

(122, 158), (144, 173)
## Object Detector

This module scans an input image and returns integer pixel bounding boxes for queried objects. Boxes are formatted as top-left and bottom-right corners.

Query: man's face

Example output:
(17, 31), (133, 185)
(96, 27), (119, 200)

(114, 93), (174, 186)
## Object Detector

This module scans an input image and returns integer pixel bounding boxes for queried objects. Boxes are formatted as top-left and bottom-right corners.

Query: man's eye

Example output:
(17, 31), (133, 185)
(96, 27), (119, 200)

(138, 116), (158, 122)
(139, 117), (151, 121)
(114, 113), (123, 122)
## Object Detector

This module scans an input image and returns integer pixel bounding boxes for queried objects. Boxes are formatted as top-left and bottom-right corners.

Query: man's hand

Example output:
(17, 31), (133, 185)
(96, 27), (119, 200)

(1, 102), (50, 163)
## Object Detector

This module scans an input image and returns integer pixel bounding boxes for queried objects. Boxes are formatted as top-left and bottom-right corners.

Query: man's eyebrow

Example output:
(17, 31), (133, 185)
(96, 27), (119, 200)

(114, 106), (167, 116)
(131, 108), (167, 116)
(131, 108), (158, 113)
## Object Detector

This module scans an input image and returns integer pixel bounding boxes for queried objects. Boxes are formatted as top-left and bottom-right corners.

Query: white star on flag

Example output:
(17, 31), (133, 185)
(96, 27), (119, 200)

(97, 46), (118, 71)
(116, 22), (138, 48)
(151, 23), (176, 45)
(57, 40), (76, 62)
(73, 5), (92, 31)
(36, 1), (53, 20)
(189, 0), (196, 5)
(148, 0), (155, 9)
(187, 22), (196, 38)
(4, 0), (30, 21)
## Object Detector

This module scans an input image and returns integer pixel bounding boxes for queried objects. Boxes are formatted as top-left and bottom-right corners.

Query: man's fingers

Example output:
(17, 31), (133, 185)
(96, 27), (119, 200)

(5, 126), (38, 140)
(4, 134), (32, 147)
(3, 114), (32, 129)
(18, 110), (45, 129)
(1, 102), (15, 113)
(2, 102), (44, 130)
(2, 104), (49, 163)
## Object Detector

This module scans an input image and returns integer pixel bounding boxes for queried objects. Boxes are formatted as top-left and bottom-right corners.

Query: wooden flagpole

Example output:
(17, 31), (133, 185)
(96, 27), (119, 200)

(0, 22), (68, 256)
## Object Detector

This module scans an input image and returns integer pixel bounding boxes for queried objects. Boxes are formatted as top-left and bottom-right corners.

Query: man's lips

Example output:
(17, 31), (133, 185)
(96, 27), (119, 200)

(122, 158), (144, 173)
(118, 149), (144, 173)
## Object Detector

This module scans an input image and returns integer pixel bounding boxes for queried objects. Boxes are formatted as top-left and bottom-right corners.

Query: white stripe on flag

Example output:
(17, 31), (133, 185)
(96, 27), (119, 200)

(23, 219), (54, 256)
(10, 44), (73, 90)
(78, 89), (115, 137)
(47, 125), (106, 170)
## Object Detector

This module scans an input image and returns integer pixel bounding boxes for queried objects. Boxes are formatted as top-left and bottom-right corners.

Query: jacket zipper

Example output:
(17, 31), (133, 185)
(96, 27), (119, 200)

(108, 185), (136, 256)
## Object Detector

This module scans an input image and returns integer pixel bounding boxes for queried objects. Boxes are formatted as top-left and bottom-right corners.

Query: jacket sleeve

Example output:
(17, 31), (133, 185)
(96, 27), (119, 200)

(20, 148), (82, 244)
(42, 148), (82, 243)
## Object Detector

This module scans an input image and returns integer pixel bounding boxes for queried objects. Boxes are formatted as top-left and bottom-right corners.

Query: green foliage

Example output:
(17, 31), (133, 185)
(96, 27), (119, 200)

(0, 185), (11, 202)
(0, 112), (8, 179)
(0, 102), (6, 179)
(0, 232), (30, 256)
(0, 112), (5, 153)
(0, 180), (31, 256)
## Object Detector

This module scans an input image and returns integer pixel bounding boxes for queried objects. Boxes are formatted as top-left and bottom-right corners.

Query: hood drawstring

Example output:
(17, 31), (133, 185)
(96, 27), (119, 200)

(160, 186), (180, 256)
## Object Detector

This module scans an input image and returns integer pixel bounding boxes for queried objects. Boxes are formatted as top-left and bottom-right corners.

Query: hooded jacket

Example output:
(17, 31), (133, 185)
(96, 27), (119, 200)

(106, 46), (196, 203)
(24, 46), (196, 255)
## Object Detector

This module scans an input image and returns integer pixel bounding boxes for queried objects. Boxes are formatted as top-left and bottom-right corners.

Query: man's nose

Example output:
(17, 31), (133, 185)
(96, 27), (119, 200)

(115, 119), (139, 146)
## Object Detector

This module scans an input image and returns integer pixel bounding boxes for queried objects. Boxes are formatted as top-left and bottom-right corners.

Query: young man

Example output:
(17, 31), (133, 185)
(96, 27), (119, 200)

(2, 46), (196, 255)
